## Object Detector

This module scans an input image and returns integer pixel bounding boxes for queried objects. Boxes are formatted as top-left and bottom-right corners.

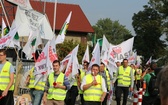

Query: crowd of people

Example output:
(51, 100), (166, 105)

(112, 60), (167, 105)
(0, 48), (168, 105)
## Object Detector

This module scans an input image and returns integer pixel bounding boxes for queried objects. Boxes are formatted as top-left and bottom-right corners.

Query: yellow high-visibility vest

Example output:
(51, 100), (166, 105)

(105, 70), (111, 90)
(28, 67), (35, 89)
(79, 69), (85, 94)
(28, 67), (45, 91)
(34, 79), (45, 91)
(47, 72), (66, 100)
(0, 61), (14, 90)
(117, 66), (131, 86)
(136, 69), (142, 80)
(133, 69), (136, 80)
(84, 74), (103, 101)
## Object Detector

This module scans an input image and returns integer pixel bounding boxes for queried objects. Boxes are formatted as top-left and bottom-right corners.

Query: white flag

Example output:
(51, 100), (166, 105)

(10, 20), (20, 49)
(47, 36), (58, 74)
(15, 6), (30, 37)
(15, 7), (54, 40)
(101, 35), (110, 57)
(0, 24), (19, 49)
(60, 45), (79, 71)
(55, 11), (72, 44)
(7, 0), (32, 10)
(64, 47), (79, 87)
(22, 30), (42, 59)
(65, 46), (79, 77)
(112, 37), (134, 62)
(128, 51), (137, 65)
(82, 45), (90, 64)
(40, 15), (54, 40)
(146, 56), (152, 65)
(88, 42), (100, 70)
(33, 41), (50, 85)
(101, 35), (110, 66)
(33, 42), (50, 85)
(34, 37), (58, 84)
(107, 44), (117, 68)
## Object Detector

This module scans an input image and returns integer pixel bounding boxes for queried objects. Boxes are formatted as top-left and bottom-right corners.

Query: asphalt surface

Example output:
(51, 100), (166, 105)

(75, 95), (133, 105)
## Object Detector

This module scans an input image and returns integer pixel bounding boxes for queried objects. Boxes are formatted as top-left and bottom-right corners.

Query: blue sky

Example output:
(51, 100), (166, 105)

(49, 0), (148, 35)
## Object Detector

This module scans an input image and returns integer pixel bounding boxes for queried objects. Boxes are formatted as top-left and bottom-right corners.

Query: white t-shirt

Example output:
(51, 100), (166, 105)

(80, 74), (107, 92)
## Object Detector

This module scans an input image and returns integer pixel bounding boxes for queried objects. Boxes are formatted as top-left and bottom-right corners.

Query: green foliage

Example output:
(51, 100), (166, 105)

(88, 18), (132, 45)
(132, 5), (167, 65)
(149, 0), (168, 41)
(56, 40), (87, 63)
(157, 47), (168, 66)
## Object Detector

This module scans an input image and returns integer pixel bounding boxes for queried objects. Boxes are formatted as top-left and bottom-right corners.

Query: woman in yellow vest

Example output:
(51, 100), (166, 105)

(0, 49), (15, 105)
(81, 64), (107, 105)
(42, 60), (70, 105)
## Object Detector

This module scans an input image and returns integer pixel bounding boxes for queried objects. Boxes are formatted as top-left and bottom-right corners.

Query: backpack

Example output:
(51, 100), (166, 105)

(148, 73), (159, 97)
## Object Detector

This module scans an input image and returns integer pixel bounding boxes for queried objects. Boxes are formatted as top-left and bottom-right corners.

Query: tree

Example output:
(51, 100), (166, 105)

(132, 5), (167, 65)
(56, 40), (86, 63)
(88, 18), (133, 45)
(157, 46), (168, 66)
(149, 0), (168, 41)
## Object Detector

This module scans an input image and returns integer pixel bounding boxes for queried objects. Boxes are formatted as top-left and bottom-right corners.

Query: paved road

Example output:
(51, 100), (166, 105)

(75, 95), (133, 105)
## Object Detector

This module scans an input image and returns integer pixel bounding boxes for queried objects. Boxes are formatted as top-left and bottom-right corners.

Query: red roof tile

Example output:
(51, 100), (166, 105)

(0, 1), (94, 33)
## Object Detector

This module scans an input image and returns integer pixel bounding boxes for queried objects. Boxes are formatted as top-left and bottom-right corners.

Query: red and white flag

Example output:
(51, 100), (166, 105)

(34, 36), (59, 85)
(47, 36), (58, 73)
(60, 45), (79, 71)
(111, 37), (134, 62)
(107, 44), (117, 67)
(128, 51), (137, 65)
(88, 42), (100, 71)
(0, 22), (19, 49)
(64, 45), (79, 87)
(33, 41), (49, 85)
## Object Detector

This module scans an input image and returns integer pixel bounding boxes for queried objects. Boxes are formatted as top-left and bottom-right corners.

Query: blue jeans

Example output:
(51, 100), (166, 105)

(29, 89), (44, 105)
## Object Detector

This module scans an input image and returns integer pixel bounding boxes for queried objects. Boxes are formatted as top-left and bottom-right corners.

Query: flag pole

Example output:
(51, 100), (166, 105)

(53, 0), (57, 34)
(0, 0), (10, 28)
(42, 0), (46, 14)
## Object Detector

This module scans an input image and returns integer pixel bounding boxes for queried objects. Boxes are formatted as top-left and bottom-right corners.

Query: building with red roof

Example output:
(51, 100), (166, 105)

(0, 0), (94, 44)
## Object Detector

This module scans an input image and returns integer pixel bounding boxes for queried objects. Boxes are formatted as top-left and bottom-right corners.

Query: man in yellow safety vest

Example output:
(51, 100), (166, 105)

(81, 64), (107, 105)
(114, 59), (134, 105)
(42, 60), (70, 105)
(0, 49), (15, 105)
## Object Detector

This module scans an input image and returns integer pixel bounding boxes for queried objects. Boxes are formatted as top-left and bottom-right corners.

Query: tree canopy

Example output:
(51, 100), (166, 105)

(149, 0), (168, 41)
(132, 5), (167, 65)
(56, 40), (86, 63)
(88, 18), (133, 45)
